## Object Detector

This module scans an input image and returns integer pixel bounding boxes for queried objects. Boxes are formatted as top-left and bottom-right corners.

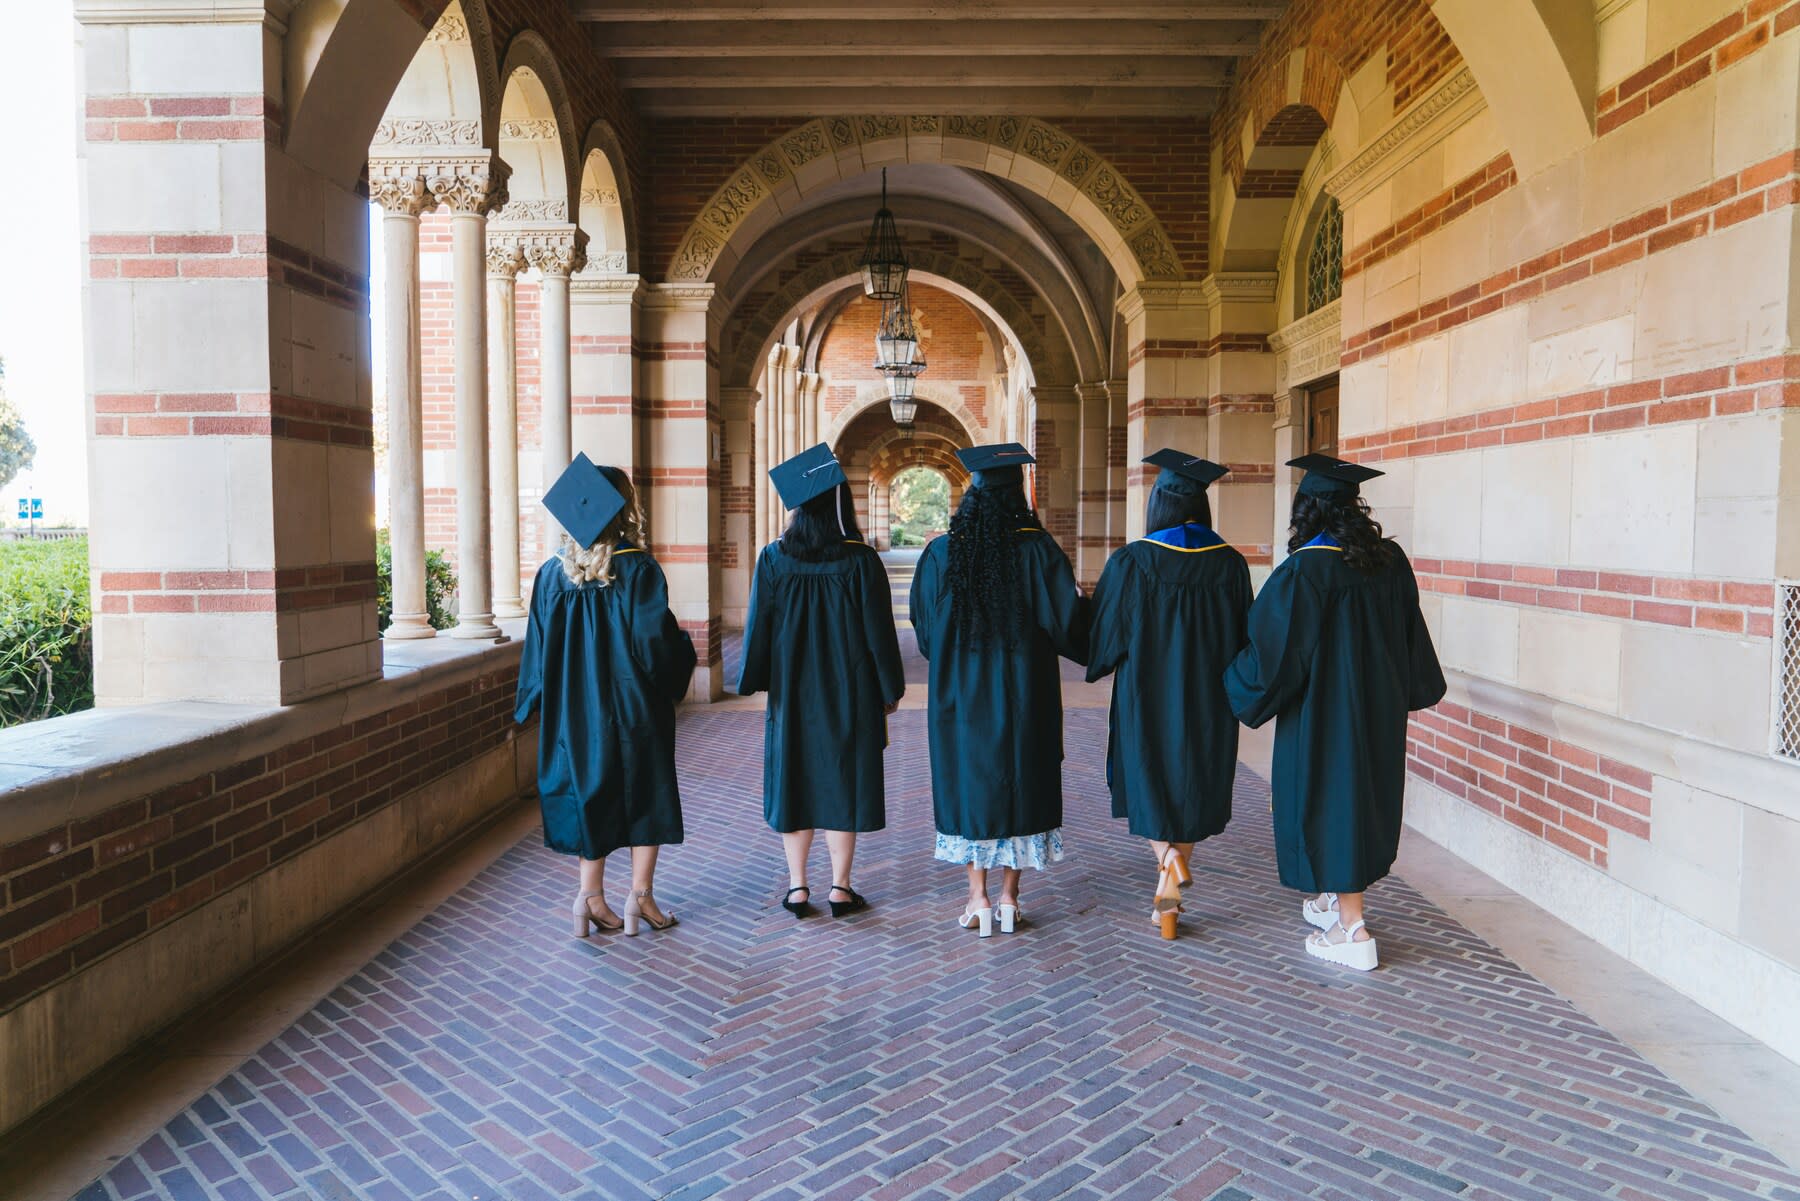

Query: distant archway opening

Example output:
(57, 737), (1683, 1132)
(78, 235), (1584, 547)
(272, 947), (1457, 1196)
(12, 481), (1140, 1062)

(887, 467), (951, 548)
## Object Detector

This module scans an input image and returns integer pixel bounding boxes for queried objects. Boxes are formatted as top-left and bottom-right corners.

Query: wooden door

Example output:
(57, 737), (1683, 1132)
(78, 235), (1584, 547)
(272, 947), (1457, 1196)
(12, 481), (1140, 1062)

(1308, 379), (1340, 456)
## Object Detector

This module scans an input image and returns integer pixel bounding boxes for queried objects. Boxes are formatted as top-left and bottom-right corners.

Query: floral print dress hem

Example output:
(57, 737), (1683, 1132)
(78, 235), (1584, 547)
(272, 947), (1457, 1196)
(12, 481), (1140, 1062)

(932, 829), (1064, 870)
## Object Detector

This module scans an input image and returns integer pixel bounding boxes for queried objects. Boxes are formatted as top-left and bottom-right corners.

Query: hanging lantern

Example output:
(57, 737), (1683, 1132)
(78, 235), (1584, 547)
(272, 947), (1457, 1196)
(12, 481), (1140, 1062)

(886, 364), (920, 427)
(873, 285), (923, 372)
(858, 168), (908, 300)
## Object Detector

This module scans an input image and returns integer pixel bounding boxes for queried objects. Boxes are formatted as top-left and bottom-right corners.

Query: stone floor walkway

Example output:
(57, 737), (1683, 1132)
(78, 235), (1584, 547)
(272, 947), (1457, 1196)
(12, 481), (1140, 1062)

(66, 707), (1800, 1201)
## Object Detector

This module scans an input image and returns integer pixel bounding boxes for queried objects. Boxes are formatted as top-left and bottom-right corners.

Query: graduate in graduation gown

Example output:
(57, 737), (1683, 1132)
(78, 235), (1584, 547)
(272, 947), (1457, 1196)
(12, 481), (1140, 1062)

(910, 443), (1089, 937)
(515, 455), (696, 939)
(1224, 454), (1446, 971)
(1086, 450), (1252, 940)
(737, 443), (906, 920)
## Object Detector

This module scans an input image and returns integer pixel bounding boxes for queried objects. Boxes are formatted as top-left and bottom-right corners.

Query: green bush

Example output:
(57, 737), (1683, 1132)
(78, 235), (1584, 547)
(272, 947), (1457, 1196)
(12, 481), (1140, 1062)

(375, 528), (458, 632)
(0, 537), (94, 726)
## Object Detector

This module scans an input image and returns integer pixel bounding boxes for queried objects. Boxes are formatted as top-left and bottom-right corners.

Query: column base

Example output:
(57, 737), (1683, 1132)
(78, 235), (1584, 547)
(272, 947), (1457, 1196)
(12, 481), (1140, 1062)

(494, 600), (528, 620)
(384, 616), (437, 641)
(450, 615), (503, 640)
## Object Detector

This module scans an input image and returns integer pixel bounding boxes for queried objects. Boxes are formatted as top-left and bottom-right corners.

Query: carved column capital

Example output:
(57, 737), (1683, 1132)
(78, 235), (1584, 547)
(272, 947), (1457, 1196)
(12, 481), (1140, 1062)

(521, 227), (587, 278)
(367, 162), (430, 216)
(425, 155), (509, 216)
(485, 232), (524, 279)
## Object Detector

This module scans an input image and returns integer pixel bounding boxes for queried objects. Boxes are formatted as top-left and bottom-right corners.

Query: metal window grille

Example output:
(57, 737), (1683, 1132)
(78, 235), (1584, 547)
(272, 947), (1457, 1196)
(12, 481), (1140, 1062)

(1306, 198), (1343, 315)
(1776, 582), (1800, 761)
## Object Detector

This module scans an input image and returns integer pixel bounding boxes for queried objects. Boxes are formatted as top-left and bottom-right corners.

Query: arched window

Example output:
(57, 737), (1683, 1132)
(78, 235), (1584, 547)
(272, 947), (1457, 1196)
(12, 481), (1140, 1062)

(1305, 198), (1343, 314)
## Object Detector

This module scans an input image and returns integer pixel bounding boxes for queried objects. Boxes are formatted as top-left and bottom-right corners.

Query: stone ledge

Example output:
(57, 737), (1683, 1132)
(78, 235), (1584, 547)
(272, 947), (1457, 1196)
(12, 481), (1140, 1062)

(0, 621), (526, 848)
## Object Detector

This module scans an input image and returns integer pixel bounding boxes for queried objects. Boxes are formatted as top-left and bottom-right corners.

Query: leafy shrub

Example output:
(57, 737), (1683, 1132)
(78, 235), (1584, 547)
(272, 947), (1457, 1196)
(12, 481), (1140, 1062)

(375, 528), (458, 632)
(0, 537), (94, 726)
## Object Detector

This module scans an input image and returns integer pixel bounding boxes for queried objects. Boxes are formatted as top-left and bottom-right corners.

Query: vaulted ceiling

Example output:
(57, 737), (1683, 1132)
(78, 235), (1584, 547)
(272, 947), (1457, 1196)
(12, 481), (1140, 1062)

(566, 1), (1288, 118)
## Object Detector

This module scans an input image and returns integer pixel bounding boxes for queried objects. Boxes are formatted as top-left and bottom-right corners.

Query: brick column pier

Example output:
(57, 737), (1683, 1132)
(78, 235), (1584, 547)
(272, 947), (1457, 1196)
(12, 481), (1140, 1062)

(1119, 283), (1213, 540)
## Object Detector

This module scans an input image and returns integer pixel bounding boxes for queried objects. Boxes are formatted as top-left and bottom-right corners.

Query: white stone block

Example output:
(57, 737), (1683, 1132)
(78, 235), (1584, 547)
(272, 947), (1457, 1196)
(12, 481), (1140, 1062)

(1526, 254), (1647, 342)
(134, 279), (271, 393)
(1438, 595), (1519, 683)
(82, 25), (129, 94)
(1480, 439), (1573, 564)
(1581, 76), (1716, 231)
(84, 281), (137, 392)
(1620, 622), (1772, 753)
(1636, 210), (1791, 376)
(1693, 495), (1778, 578)
(1491, 153), (1584, 268)
(1447, 305), (1528, 416)
(1740, 805), (1800, 970)
(87, 144), (221, 233)
(1516, 609), (1622, 713)
(1412, 451), (1483, 558)
(1337, 359), (1387, 438)
(1698, 412), (1782, 499)
(90, 438), (232, 569)
(127, 24), (267, 94)
(226, 436), (276, 569)
(1713, 23), (1800, 176)
(1528, 316), (1634, 400)
(218, 142), (267, 232)
(328, 445), (377, 563)
(1596, 0), (1648, 90)
(1417, 206), (1493, 305)
(1570, 425), (1698, 573)
(1386, 335), (1449, 429)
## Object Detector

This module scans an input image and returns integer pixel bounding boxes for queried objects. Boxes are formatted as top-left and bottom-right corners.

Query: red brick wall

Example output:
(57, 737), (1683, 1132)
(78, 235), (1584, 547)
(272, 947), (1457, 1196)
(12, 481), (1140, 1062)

(1058, 117), (1210, 277)
(0, 667), (528, 1013)
(817, 284), (991, 427)
(1212, 0), (1462, 185)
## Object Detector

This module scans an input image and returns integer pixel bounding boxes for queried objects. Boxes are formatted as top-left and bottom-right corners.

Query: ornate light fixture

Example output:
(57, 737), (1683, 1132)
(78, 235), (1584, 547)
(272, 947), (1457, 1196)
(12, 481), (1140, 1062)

(858, 168), (907, 300)
(885, 366), (921, 427)
(874, 280), (923, 372)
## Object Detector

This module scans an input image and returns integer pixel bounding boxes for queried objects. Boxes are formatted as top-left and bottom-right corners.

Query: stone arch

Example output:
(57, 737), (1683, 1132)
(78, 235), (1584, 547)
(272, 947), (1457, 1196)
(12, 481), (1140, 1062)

(829, 381), (983, 451)
(670, 117), (1185, 288)
(1431, 0), (1595, 178)
(720, 197), (1108, 384)
(723, 251), (1063, 393)
(1276, 138), (1344, 325)
(1221, 44), (1350, 188)
(1217, 99), (1333, 275)
(494, 33), (578, 221)
(336, 0), (501, 180)
(577, 122), (635, 273)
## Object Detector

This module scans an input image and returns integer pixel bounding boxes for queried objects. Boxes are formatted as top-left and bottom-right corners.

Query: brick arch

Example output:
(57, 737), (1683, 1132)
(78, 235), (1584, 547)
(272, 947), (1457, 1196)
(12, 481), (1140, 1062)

(669, 117), (1185, 288)
(495, 31), (580, 221)
(828, 382), (982, 452)
(723, 251), (1062, 394)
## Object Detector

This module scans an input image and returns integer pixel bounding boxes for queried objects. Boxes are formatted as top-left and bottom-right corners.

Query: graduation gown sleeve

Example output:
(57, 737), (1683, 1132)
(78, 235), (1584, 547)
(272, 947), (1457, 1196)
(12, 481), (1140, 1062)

(1083, 553), (1127, 683)
(1401, 558), (1448, 710)
(909, 541), (941, 661)
(736, 546), (775, 696)
(625, 554), (696, 705)
(1031, 536), (1090, 666)
(857, 549), (906, 704)
(1223, 562), (1324, 729)
(513, 571), (548, 724)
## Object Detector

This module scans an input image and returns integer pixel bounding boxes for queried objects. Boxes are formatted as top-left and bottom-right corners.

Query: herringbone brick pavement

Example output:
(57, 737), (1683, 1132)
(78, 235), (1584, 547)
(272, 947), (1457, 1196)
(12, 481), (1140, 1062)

(76, 709), (1800, 1201)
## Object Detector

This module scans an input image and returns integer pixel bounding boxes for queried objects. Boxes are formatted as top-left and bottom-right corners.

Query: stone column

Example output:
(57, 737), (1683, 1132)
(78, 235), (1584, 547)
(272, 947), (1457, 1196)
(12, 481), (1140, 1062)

(429, 158), (507, 640)
(524, 228), (585, 492)
(1106, 377), (1128, 552)
(485, 234), (525, 620)
(1075, 381), (1113, 590)
(720, 385), (760, 625)
(1031, 384), (1080, 561)
(798, 370), (824, 452)
(751, 388), (771, 547)
(641, 283), (723, 699)
(1198, 273), (1279, 567)
(371, 169), (436, 640)
(1118, 283), (1213, 541)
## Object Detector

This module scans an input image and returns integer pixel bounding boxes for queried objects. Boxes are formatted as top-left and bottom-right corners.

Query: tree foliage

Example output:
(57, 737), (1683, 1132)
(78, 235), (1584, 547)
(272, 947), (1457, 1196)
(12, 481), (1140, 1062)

(888, 467), (950, 546)
(0, 358), (37, 493)
(0, 536), (93, 726)
(376, 528), (460, 631)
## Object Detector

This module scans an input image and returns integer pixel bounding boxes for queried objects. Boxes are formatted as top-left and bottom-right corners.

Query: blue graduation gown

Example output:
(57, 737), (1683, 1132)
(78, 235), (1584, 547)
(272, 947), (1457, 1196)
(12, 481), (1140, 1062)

(513, 549), (695, 859)
(1086, 524), (1252, 842)
(736, 540), (905, 833)
(1223, 536), (1446, 893)
(909, 528), (1089, 841)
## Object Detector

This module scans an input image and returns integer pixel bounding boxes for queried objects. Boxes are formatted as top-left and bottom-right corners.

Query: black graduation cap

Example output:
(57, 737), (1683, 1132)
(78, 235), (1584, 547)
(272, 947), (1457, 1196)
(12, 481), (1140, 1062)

(1288, 453), (1384, 498)
(956, 442), (1036, 480)
(1144, 448), (1229, 495)
(770, 442), (847, 510)
(543, 452), (627, 548)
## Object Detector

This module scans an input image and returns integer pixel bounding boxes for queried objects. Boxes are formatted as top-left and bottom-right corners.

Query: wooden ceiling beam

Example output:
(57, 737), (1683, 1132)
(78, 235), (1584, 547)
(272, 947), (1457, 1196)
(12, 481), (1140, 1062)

(571, 1), (1284, 20)
(581, 19), (1265, 57)
(612, 56), (1237, 90)
(631, 84), (1222, 118)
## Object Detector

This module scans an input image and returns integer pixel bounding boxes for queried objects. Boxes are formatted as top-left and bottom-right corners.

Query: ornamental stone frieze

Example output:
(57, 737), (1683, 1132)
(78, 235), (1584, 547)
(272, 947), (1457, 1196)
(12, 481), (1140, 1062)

(424, 155), (509, 215)
(1268, 298), (1343, 395)
(371, 119), (480, 148)
(492, 198), (568, 224)
(668, 115), (1186, 284)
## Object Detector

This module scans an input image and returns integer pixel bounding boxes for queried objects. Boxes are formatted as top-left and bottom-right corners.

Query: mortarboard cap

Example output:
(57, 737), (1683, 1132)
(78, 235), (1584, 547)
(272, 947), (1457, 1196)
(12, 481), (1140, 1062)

(1288, 453), (1384, 498)
(1144, 448), (1229, 494)
(956, 442), (1035, 485)
(543, 452), (628, 548)
(769, 442), (847, 510)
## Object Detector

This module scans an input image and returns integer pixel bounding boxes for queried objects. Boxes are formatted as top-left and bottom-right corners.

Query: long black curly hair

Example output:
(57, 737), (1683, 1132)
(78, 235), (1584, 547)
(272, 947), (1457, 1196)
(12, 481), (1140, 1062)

(946, 466), (1041, 647)
(780, 482), (864, 562)
(1287, 490), (1397, 573)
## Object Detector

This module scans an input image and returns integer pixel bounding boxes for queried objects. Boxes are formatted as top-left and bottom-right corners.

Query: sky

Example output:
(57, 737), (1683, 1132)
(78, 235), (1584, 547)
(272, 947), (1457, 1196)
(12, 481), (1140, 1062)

(0, 2), (85, 527)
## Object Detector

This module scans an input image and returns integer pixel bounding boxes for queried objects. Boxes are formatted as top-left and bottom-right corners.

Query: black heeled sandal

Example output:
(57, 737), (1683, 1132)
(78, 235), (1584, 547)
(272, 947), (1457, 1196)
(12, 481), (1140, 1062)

(781, 885), (812, 917)
(827, 885), (867, 918)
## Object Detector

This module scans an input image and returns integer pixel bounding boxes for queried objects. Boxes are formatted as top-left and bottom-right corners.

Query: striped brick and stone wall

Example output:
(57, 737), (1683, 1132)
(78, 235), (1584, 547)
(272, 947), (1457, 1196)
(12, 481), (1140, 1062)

(1284, 0), (1800, 1054)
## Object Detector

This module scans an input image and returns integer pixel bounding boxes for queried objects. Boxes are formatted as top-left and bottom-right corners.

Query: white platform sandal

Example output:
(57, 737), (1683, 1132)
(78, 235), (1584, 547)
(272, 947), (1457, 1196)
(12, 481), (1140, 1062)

(1302, 892), (1340, 931)
(1305, 919), (1378, 971)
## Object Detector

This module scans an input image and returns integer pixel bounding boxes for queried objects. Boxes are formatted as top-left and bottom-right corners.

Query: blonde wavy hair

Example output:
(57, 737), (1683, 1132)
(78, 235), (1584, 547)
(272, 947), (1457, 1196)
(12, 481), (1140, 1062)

(559, 466), (647, 586)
